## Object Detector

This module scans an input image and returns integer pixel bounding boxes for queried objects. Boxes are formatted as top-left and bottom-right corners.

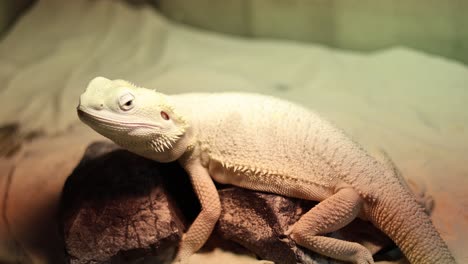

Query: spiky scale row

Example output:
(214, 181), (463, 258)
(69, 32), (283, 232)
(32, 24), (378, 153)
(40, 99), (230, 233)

(218, 158), (324, 187)
(150, 133), (181, 152)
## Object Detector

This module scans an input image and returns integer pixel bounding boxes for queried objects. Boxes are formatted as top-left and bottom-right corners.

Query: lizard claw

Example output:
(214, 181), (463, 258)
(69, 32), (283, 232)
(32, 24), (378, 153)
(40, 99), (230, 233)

(172, 254), (189, 264)
(352, 244), (375, 264)
(173, 234), (192, 264)
(284, 224), (295, 236)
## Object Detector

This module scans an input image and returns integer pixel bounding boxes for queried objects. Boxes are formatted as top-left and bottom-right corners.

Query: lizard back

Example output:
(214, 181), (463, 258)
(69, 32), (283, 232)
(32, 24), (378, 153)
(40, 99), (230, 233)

(172, 92), (387, 200)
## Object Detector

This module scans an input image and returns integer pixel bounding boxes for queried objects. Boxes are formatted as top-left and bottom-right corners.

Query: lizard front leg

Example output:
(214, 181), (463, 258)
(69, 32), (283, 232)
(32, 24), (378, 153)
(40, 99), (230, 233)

(174, 157), (221, 262)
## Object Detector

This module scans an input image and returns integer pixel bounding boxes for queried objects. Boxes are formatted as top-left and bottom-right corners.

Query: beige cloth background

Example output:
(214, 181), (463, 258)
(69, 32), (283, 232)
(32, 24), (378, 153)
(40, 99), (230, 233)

(0, 0), (467, 263)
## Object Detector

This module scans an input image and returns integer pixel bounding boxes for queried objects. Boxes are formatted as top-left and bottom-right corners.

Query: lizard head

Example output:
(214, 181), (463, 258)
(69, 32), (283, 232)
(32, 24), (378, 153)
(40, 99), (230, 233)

(77, 77), (189, 162)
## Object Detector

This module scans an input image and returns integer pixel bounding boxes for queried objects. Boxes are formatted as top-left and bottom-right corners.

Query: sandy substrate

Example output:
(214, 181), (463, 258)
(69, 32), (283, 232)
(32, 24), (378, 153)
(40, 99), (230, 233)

(0, 0), (467, 263)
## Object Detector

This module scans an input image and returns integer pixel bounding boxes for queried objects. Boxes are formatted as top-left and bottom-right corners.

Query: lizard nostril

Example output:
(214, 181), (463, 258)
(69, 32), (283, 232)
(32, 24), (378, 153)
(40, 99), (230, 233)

(90, 103), (104, 111)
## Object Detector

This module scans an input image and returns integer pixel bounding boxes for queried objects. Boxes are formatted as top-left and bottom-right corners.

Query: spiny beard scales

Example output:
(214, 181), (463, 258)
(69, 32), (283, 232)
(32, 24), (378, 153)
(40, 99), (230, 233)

(149, 132), (183, 153)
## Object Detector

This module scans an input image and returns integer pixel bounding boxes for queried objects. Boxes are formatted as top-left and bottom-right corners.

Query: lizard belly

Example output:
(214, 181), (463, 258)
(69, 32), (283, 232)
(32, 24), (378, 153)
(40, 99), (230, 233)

(208, 159), (334, 202)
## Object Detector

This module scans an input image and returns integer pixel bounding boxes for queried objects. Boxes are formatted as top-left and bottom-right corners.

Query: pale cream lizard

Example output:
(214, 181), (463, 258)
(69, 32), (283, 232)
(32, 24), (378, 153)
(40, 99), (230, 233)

(77, 77), (456, 264)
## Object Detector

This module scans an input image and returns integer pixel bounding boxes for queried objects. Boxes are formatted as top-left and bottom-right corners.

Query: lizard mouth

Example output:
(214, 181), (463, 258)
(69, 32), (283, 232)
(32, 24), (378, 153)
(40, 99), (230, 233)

(77, 107), (161, 129)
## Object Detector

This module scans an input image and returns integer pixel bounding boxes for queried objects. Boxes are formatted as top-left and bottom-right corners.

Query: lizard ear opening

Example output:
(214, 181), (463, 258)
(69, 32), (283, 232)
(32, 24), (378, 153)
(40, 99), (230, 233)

(161, 111), (170, 120)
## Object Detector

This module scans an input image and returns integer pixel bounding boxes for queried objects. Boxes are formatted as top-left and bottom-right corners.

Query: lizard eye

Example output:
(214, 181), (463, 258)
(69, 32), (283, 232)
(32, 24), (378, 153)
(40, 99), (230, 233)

(119, 93), (135, 111)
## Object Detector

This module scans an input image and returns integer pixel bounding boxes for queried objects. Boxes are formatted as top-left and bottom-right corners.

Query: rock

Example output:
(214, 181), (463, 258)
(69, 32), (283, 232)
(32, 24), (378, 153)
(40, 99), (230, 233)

(60, 142), (192, 264)
(61, 141), (398, 264)
(216, 188), (321, 263)
(216, 188), (397, 264)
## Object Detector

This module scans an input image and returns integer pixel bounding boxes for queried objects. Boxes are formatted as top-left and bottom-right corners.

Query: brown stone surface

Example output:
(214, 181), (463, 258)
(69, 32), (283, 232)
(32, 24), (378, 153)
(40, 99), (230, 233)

(216, 188), (399, 264)
(60, 142), (192, 264)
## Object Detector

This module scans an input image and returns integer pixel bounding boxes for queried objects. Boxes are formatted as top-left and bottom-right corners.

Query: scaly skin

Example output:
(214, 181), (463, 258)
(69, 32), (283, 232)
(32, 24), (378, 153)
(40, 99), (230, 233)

(77, 77), (456, 264)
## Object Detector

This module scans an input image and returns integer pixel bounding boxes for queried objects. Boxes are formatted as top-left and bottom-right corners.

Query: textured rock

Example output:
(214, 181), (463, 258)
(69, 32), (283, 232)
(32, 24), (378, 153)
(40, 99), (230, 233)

(60, 142), (192, 264)
(216, 188), (398, 264)
(61, 142), (399, 264)
(216, 188), (319, 263)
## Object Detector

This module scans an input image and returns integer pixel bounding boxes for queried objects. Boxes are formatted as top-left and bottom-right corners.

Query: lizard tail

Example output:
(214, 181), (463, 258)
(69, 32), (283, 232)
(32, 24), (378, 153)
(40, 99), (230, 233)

(368, 191), (456, 264)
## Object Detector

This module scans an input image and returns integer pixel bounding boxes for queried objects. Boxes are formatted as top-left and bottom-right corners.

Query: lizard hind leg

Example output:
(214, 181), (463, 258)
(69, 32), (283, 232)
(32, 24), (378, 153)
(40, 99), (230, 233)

(286, 187), (374, 264)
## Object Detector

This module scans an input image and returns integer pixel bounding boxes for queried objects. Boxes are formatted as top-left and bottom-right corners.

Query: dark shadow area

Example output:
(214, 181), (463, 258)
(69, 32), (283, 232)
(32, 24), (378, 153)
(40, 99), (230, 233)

(60, 141), (200, 225)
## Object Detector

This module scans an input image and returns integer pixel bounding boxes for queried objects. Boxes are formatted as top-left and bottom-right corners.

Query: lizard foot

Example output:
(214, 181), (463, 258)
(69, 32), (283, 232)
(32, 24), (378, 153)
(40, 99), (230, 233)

(172, 254), (190, 264)
(343, 242), (374, 264)
(173, 234), (192, 264)
(351, 244), (375, 264)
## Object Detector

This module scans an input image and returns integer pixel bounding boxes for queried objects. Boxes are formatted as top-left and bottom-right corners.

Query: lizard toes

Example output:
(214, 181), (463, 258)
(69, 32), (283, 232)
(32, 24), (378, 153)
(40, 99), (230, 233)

(353, 247), (375, 264)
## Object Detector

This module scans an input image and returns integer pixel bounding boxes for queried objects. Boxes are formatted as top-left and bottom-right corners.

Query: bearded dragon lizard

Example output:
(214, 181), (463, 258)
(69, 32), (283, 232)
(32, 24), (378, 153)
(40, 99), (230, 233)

(77, 77), (455, 264)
